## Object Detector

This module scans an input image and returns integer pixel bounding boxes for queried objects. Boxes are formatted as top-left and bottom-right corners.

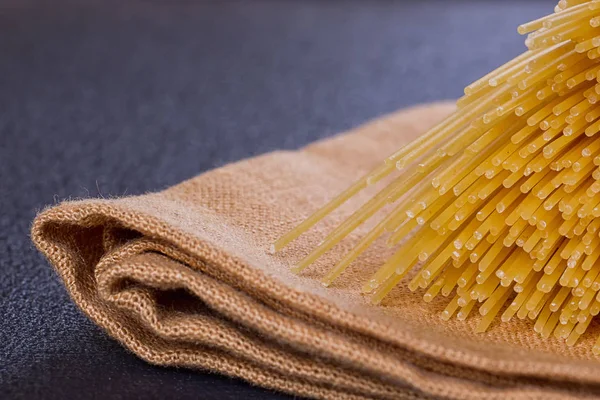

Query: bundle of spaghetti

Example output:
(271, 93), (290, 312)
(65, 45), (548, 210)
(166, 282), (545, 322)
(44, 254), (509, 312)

(274, 0), (600, 353)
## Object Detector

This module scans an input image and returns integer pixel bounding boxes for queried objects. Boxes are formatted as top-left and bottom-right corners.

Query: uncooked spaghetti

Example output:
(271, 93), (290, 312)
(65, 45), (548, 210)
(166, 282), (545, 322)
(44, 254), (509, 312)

(275, 0), (600, 353)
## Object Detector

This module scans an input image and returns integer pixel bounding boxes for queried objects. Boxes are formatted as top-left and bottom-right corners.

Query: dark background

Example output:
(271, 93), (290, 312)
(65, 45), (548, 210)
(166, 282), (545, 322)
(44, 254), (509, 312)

(1, 0), (553, 399)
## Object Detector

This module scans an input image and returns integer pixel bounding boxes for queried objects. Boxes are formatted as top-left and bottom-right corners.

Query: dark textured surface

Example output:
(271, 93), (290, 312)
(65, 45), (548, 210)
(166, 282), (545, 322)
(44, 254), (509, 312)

(1, 1), (553, 399)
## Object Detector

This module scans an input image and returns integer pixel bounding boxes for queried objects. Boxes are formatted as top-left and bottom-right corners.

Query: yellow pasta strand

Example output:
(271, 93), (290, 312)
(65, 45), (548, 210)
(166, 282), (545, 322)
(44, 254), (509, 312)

(277, 0), (600, 352)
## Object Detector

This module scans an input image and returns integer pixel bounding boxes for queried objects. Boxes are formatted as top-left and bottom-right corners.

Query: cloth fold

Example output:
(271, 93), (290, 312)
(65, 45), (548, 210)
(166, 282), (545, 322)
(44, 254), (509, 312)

(32, 103), (600, 399)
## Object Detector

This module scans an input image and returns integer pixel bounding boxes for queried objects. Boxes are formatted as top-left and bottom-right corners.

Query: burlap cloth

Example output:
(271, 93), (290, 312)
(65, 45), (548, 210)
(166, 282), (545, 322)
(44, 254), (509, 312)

(31, 103), (600, 399)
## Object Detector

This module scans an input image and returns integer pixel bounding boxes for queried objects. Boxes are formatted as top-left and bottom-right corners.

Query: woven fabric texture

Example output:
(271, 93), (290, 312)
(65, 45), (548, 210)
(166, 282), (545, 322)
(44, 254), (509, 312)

(32, 102), (600, 400)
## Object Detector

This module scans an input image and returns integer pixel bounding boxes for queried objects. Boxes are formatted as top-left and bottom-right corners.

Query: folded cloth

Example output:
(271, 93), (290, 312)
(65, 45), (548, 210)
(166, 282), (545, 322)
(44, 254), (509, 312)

(32, 102), (600, 400)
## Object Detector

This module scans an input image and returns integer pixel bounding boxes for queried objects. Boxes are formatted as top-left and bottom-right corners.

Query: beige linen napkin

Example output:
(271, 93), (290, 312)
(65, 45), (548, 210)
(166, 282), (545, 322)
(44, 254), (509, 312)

(32, 103), (600, 399)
